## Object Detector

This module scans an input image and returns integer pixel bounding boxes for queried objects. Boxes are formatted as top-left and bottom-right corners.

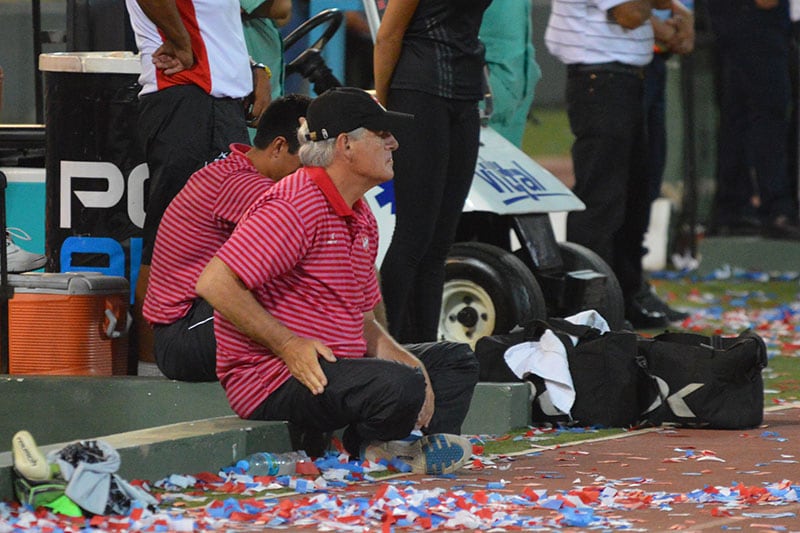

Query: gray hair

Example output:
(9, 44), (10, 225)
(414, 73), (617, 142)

(297, 121), (368, 167)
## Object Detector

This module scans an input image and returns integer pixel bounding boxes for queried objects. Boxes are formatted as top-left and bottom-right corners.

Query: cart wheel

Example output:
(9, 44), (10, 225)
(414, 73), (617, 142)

(557, 241), (625, 330)
(440, 242), (547, 346)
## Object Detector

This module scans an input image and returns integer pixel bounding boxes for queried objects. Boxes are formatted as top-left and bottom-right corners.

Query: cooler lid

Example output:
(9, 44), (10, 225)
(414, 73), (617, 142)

(38, 52), (141, 74)
(8, 272), (129, 295)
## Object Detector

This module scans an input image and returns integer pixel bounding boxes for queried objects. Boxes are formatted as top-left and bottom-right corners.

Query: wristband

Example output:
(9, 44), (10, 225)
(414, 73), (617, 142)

(251, 62), (272, 80)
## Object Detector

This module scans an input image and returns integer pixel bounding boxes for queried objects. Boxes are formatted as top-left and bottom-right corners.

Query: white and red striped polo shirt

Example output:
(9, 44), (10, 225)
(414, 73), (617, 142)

(144, 144), (274, 325)
(215, 166), (382, 418)
(125, 0), (252, 98)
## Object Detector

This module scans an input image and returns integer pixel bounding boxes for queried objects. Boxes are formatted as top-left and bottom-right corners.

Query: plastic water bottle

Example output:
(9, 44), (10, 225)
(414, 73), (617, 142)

(239, 451), (310, 476)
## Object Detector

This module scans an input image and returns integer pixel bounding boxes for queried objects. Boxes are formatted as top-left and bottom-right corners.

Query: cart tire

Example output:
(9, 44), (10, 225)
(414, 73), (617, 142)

(440, 242), (547, 346)
(557, 241), (625, 330)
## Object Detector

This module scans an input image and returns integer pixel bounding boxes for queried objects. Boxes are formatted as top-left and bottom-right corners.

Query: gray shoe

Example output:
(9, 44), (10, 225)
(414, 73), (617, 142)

(364, 433), (473, 475)
(6, 228), (46, 273)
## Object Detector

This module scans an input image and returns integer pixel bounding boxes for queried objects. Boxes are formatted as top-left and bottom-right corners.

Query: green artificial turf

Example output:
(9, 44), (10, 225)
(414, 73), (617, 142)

(522, 106), (574, 158)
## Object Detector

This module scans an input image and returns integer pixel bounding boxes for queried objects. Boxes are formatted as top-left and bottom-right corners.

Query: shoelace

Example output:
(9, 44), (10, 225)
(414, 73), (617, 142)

(6, 226), (34, 245)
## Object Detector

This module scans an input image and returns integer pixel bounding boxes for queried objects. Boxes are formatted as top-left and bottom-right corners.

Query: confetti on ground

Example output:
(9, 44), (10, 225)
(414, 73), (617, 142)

(2, 267), (798, 531)
(3, 445), (800, 533)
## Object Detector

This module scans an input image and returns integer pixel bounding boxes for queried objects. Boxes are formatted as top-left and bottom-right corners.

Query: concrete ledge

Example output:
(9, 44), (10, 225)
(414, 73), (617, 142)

(462, 382), (531, 436)
(0, 416), (291, 501)
(0, 376), (234, 448)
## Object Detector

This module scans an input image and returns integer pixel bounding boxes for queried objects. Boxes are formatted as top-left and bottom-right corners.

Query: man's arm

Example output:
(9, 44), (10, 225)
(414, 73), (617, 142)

(248, 0), (292, 22)
(196, 256), (335, 394)
(610, 0), (671, 30)
(136, 0), (194, 74)
(241, 0), (290, 125)
(247, 66), (272, 127)
(363, 309), (435, 429)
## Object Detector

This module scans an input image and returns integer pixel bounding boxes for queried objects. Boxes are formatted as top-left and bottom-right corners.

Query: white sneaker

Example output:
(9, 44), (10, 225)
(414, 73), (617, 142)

(6, 228), (46, 273)
(12, 430), (51, 481)
(364, 433), (473, 475)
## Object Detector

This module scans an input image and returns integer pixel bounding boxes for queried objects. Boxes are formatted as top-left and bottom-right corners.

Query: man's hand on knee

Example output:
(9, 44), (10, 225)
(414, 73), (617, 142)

(279, 336), (336, 395)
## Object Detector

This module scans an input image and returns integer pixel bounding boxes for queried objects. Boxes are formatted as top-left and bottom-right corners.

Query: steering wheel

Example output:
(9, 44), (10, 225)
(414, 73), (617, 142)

(284, 8), (345, 94)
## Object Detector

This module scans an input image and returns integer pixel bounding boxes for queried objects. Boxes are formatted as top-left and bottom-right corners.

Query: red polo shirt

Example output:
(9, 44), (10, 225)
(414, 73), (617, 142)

(215, 166), (382, 418)
(144, 144), (274, 325)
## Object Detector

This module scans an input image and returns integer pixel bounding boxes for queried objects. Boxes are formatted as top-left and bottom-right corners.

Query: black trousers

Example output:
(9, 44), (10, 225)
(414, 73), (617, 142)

(565, 67), (650, 304)
(379, 90), (481, 343)
(249, 341), (479, 457)
(153, 299), (217, 382)
(137, 85), (249, 263)
(708, 7), (795, 225)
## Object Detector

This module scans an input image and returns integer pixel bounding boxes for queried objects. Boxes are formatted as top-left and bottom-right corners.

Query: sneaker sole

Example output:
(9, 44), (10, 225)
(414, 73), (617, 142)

(420, 434), (472, 475)
(12, 431), (51, 481)
(367, 434), (472, 475)
(8, 254), (47, 274)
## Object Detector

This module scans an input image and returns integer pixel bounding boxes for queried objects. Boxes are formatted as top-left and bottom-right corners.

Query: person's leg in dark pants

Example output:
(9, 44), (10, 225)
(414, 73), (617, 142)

(409, 101), (481, 342)
(406, 341), (480, 435)
(250, 358), (426, 457)
(711, 56), (759, 230)
(565, 70), (643, 274)
(153, 299), (217, 382)
(138, 86), (249, 262)
(613, 110), (650, 306)
(740, 42), (794, 224)
(380, 90), (479, 342)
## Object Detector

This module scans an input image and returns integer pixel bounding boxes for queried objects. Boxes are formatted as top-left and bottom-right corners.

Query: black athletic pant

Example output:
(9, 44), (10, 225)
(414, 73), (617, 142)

(249, 341), (479, 457)
(153, 298), (216, 382)
(379, 90), (481, 343)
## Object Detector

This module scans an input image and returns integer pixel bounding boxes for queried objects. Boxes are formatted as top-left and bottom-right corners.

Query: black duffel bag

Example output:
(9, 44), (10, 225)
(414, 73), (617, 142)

(475, 318), (648, 428)
(637, 329), (768, 429)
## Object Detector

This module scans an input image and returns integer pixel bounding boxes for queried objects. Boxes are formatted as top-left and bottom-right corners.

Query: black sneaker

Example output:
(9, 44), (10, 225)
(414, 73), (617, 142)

(625, 300), (669, 329)
(635, 282), (690, 322)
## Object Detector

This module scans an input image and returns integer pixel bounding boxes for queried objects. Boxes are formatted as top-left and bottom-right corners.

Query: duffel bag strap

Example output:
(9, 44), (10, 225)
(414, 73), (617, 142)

(524, 317), (602, 344)
(715, 329), (768, 368)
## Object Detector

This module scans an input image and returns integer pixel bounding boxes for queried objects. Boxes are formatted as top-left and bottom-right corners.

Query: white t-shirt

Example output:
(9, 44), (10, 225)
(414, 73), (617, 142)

(126, 0), (251, 98)
(545, 0), (655, 67)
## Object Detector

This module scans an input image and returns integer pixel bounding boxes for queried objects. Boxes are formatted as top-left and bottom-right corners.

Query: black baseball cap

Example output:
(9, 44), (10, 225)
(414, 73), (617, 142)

(305, 87), (414, 141)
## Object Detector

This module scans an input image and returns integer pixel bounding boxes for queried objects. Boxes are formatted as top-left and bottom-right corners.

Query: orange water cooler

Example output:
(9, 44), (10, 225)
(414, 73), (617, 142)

(7, 272), (130, 375)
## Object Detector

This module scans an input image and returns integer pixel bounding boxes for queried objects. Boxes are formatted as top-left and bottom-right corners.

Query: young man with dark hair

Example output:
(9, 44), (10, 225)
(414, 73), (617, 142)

(144, 94), (311, 382)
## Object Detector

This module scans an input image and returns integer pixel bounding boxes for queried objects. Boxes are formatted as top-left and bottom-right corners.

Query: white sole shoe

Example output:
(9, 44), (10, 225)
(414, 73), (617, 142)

(365, 433), (473, 475)
(12, 431), (51, 481)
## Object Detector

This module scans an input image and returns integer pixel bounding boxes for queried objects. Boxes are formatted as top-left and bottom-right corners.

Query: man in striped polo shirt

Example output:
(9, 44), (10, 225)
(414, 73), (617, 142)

(144, 95), (311, 382)
(197, 88), (479, 474)
(545, 0), (673, 329)
(126, 0), (272, 362)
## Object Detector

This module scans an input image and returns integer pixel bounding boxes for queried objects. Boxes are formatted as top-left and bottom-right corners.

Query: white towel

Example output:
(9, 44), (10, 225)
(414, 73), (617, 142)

(502, 309), (610, 416)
